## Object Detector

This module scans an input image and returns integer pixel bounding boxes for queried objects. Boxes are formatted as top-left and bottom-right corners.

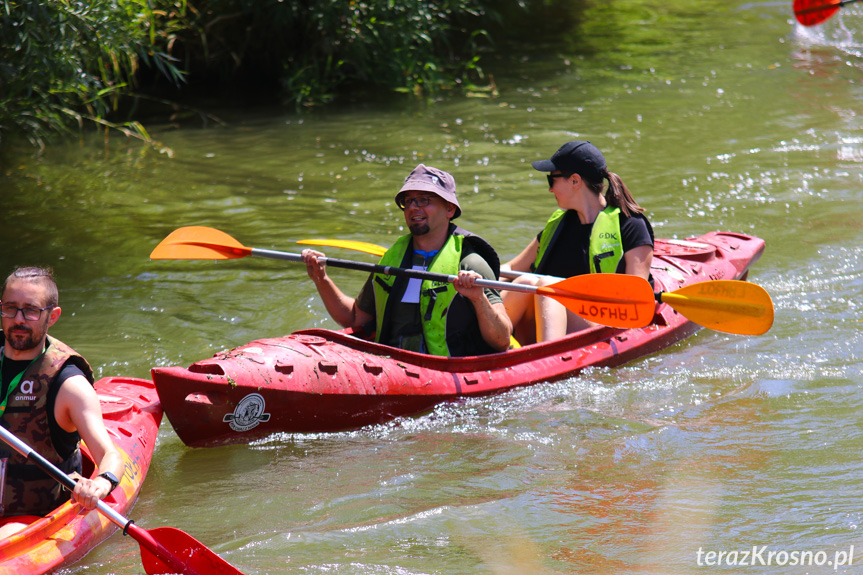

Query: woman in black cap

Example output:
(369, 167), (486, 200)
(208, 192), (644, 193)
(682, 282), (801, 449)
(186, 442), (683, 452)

(502, 141), (654, 344)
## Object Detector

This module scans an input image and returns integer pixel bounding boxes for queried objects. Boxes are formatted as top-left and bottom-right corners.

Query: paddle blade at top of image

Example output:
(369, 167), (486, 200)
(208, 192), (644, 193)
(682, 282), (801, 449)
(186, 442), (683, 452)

(793, 0), (860, 26)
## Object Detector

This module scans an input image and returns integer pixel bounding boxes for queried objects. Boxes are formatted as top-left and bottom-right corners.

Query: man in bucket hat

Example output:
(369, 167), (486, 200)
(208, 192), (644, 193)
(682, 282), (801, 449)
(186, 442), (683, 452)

(302, 164), (512, 356)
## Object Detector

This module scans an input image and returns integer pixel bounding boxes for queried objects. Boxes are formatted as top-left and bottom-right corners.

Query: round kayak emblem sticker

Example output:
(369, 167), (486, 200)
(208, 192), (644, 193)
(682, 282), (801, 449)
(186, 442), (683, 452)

(223, 393), (271, 432)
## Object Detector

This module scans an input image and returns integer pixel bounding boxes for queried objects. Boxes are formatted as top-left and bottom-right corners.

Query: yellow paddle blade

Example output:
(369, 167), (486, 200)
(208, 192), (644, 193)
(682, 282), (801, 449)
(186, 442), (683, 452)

(150, 226), (252, 260)
(297, 239), (387, 257)
(660, 280), (774, 335)
(537, 273), (656, 329)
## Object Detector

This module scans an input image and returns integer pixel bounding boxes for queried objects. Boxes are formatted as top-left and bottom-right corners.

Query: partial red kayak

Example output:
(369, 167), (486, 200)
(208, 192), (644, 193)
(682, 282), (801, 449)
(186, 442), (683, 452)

(152, 231), (765, 448)
(0, 377), (163, 573)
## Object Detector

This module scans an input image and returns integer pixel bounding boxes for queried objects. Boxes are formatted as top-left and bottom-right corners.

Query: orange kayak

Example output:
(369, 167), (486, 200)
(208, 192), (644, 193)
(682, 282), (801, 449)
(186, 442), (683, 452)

(0, 377), (163, 573)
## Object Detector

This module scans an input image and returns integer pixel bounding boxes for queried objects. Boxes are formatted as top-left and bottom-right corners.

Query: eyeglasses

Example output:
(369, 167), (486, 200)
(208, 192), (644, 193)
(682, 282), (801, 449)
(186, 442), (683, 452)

(0, 304), (54, 321)
(398, 196), (434, 210)
(546, 173), (570, 187)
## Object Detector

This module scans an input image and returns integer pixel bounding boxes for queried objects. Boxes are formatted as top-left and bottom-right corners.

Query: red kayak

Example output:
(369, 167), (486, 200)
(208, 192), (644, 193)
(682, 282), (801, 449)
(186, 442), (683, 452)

(152, 231), (765, 448)
(0, 377), (163, 573)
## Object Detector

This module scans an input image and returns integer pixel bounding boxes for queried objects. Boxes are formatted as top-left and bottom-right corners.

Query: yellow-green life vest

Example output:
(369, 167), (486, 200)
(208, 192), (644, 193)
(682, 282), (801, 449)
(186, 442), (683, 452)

(535, 206), (624, 274)
(373, 233), (463, 357)
(588, 206), (624, 274)
(534, 209), (567, 273)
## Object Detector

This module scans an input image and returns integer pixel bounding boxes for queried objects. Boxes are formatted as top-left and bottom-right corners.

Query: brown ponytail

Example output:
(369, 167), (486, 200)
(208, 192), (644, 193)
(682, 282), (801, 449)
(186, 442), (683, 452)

(584, 170), (644, 217)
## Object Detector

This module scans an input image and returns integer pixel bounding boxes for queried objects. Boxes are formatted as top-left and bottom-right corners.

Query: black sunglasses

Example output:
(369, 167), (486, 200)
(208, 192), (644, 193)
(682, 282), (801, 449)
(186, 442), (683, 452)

(546, 173), (570, 187)
(397, 195), (435, 210)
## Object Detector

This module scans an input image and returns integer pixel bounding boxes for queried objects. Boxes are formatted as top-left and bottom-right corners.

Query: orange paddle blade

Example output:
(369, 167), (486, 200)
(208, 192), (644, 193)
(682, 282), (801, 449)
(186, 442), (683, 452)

(297, 239), (387, 256)
(659, 280), (774, 335)
(537, 273), (656, 329)
(150, 226), (252, 260)
(794, 0), (843, 26)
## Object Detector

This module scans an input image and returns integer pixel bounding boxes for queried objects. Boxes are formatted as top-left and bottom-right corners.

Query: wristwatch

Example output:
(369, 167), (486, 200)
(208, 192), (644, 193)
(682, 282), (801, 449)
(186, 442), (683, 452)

(98, 471), (120, 494)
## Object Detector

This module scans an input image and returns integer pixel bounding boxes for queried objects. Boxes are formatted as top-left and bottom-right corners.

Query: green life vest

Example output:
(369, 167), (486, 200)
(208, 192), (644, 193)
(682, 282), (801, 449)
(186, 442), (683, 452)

(535, 206), (624, 275)
(588, 206), (623, 274)
(534, 209), (567, 273)
(373, 233), (463, 357)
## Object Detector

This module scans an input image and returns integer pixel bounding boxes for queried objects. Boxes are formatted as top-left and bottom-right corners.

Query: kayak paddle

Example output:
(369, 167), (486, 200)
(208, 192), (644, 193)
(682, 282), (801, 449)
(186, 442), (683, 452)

(299, 238), (775, 336)
(151, 226), (656, 329)
(297, 238), (387, 256)
(503, 270), (773, 335)
(0, 426), (245, 575)
(794, 0), (860, 25)
(656, 279), (774, 336)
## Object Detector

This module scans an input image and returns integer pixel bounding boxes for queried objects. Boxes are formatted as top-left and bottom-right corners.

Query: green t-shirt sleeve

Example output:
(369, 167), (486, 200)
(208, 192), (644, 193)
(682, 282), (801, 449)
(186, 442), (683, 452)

(459, 251), (503, 306)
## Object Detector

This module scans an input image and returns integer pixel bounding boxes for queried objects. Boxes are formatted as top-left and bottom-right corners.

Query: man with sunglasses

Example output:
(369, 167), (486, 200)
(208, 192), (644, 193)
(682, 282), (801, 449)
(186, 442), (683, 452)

(302, 164), (512, 356)
(0, 266), (123, 537)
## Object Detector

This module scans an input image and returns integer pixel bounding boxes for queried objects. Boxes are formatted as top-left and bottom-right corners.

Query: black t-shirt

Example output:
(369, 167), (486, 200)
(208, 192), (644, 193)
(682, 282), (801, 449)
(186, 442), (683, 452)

(534, 210), (654, 278)
(1, 358), (86, 459)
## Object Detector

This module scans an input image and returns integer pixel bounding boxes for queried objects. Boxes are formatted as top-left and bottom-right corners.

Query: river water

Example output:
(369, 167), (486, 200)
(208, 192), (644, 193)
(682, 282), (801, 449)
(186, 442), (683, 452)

(2, 1), (863, 573)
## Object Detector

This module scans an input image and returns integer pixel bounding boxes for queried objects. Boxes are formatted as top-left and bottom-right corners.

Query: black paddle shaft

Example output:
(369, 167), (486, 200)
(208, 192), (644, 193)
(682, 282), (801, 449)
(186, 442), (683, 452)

(250, 248), (538, 294)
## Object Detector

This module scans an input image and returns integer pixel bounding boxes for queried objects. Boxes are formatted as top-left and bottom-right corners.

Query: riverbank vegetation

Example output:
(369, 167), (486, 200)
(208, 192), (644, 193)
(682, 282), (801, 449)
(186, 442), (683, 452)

(1, 1), (186, 150)
(0, 0), (577, 150)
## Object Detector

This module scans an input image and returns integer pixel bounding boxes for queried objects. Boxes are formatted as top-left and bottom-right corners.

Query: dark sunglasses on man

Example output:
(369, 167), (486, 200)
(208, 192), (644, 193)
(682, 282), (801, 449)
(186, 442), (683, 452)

(397, 195), (435, 210)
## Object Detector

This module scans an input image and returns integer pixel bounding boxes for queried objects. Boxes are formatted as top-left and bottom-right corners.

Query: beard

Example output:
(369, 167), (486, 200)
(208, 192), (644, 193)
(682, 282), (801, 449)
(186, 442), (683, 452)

(4, 323), (47, 352)
(408, 222), (430, 236)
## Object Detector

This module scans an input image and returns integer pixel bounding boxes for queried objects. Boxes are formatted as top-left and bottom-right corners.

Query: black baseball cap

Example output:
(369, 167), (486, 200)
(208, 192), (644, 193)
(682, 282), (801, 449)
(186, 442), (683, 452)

(532, 141), (607, 182)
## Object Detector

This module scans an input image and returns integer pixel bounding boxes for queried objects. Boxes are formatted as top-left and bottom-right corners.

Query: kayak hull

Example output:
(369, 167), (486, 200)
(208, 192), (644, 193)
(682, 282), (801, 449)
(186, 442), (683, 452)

(152, 231), (765, 448)
(0, 377), (163, 574)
